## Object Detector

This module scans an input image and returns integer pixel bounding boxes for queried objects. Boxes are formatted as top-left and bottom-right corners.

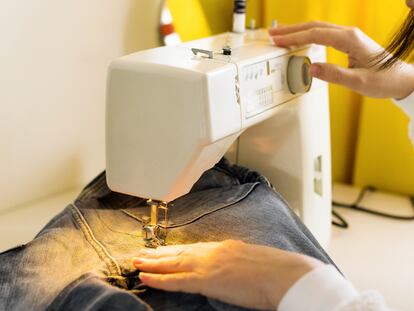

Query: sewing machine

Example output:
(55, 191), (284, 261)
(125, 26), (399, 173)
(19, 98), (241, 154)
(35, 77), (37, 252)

(106, 29), (332, 247)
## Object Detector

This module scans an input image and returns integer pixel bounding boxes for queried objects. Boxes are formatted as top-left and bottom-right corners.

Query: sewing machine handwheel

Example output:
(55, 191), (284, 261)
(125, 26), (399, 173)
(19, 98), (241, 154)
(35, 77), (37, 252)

(287, 56), (313, 94)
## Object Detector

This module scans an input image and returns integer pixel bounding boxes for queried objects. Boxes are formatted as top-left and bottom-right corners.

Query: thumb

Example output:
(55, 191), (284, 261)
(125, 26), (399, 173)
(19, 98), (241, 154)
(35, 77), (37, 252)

(310, 63), (366, 92)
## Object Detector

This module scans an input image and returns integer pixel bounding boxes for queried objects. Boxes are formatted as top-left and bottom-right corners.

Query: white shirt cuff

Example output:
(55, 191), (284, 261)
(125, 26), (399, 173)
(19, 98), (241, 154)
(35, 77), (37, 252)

(393, 92), (414, 145)
(278, 265), (359, 311)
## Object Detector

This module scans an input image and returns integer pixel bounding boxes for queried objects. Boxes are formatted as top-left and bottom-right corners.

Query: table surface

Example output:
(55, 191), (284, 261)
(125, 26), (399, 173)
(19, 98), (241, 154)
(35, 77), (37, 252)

(1, 183), (413, 310)
(329, 183), (414, 310)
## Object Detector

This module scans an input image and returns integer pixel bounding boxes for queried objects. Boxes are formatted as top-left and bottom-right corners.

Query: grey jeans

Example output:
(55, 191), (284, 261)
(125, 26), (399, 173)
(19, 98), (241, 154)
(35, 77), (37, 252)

(0, 158), (336, 311)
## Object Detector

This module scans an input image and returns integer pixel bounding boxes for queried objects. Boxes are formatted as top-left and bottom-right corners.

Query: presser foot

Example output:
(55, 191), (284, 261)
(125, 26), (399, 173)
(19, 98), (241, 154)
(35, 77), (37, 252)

(144, 237), (166, 249)
(142, 223), (166, 248)
(142, 198), (169, 248)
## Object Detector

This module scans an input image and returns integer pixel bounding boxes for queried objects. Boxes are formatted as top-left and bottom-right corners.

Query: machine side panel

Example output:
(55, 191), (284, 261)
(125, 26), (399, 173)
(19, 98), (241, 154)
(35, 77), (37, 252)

(106, 61), (208, 201)
(237, 84), (332, 247)
(206, 66), (242, 142)
(299, 87), (332, 247)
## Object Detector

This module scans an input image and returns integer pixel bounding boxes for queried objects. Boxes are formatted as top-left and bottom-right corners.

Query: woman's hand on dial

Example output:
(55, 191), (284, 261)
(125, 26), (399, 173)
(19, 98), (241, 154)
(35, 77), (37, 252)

(269, 21), (414, 99)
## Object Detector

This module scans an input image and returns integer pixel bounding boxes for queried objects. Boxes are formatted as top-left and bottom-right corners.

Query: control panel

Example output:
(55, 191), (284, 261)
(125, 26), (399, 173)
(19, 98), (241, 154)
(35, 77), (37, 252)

(240, 55), (312, 119)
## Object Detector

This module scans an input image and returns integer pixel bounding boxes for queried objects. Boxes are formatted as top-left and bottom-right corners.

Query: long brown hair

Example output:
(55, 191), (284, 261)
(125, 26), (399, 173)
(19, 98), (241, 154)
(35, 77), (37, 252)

(375, 10), (414, 69)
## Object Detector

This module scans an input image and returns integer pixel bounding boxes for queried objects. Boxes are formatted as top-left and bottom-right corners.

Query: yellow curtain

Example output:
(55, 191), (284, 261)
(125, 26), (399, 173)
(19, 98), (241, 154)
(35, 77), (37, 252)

(168, 0), (261, 40)
(169, 0), (414, 195)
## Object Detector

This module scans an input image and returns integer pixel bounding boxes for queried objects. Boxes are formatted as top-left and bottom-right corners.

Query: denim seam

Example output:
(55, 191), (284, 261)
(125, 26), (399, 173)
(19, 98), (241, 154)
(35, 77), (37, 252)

(91, 204), (142, 238)
(214, 163), (272, 188)
(70, 204), (122, 276)
(121, 209), (144, 223)
(121, 182), (260, 229)
(167, 182), (260, 228)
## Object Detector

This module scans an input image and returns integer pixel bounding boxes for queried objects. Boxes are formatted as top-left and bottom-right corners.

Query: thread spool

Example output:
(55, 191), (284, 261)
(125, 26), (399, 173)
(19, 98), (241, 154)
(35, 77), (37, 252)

(233, 0), (246, 33)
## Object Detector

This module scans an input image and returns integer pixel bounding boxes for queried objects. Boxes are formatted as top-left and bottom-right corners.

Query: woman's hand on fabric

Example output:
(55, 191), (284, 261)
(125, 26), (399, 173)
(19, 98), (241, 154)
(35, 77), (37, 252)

(269, 21), (414, 99)
(133, 240), (322, 310)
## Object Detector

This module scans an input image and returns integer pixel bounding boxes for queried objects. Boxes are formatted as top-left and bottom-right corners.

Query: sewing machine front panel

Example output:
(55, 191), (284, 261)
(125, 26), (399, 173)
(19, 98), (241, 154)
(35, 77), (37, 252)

(235, 45), (327, 129)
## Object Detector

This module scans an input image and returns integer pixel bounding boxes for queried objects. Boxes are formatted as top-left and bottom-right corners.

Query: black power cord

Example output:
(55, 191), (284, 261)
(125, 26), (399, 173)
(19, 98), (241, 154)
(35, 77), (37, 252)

(332, 210), (349, 229)
(332, 186), (414, 229)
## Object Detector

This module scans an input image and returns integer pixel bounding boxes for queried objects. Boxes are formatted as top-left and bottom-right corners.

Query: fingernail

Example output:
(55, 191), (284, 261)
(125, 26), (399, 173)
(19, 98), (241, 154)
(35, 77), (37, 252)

(139, 272), (150, 282)
(310, 64), (321, 77)
(273, 36), (282, 43)
(273, 36), (286, 46)
(133, 257), (144, 266)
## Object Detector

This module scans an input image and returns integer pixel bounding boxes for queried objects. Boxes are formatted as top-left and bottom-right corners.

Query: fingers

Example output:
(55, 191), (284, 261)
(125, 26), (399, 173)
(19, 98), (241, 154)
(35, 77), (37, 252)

(135, 242), (219, 259)
(135, 245), (188, 259)
(139, 272), (200, 293)
(272, 28), (351, 53)
(311, 63), (367, 92)
(133, 257), (191, 273)
(133, 243), (213, 273)
(269, 21), (342, 36)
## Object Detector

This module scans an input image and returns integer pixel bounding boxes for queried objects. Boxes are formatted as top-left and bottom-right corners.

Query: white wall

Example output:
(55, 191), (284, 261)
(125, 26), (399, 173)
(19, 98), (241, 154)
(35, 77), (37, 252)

(0, 0), (163, 211)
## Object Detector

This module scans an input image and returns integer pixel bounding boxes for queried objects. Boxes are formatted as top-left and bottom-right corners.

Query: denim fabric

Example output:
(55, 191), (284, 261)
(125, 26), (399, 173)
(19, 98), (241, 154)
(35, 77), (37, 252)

(0, 159), (336, 311)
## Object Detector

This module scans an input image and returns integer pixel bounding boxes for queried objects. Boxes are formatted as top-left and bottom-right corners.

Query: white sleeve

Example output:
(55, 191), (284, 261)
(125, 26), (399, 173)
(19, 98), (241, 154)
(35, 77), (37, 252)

(278, 265), (393, 311)
(393, 92), (414, 145)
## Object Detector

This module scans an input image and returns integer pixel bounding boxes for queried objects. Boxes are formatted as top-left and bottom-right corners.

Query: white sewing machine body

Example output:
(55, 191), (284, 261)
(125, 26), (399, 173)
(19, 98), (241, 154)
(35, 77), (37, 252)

(106, 30), (332, 246)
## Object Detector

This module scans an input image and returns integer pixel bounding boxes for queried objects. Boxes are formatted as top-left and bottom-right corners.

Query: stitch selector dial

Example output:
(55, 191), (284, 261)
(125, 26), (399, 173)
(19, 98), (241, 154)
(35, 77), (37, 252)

(287, 56), (313, 94)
